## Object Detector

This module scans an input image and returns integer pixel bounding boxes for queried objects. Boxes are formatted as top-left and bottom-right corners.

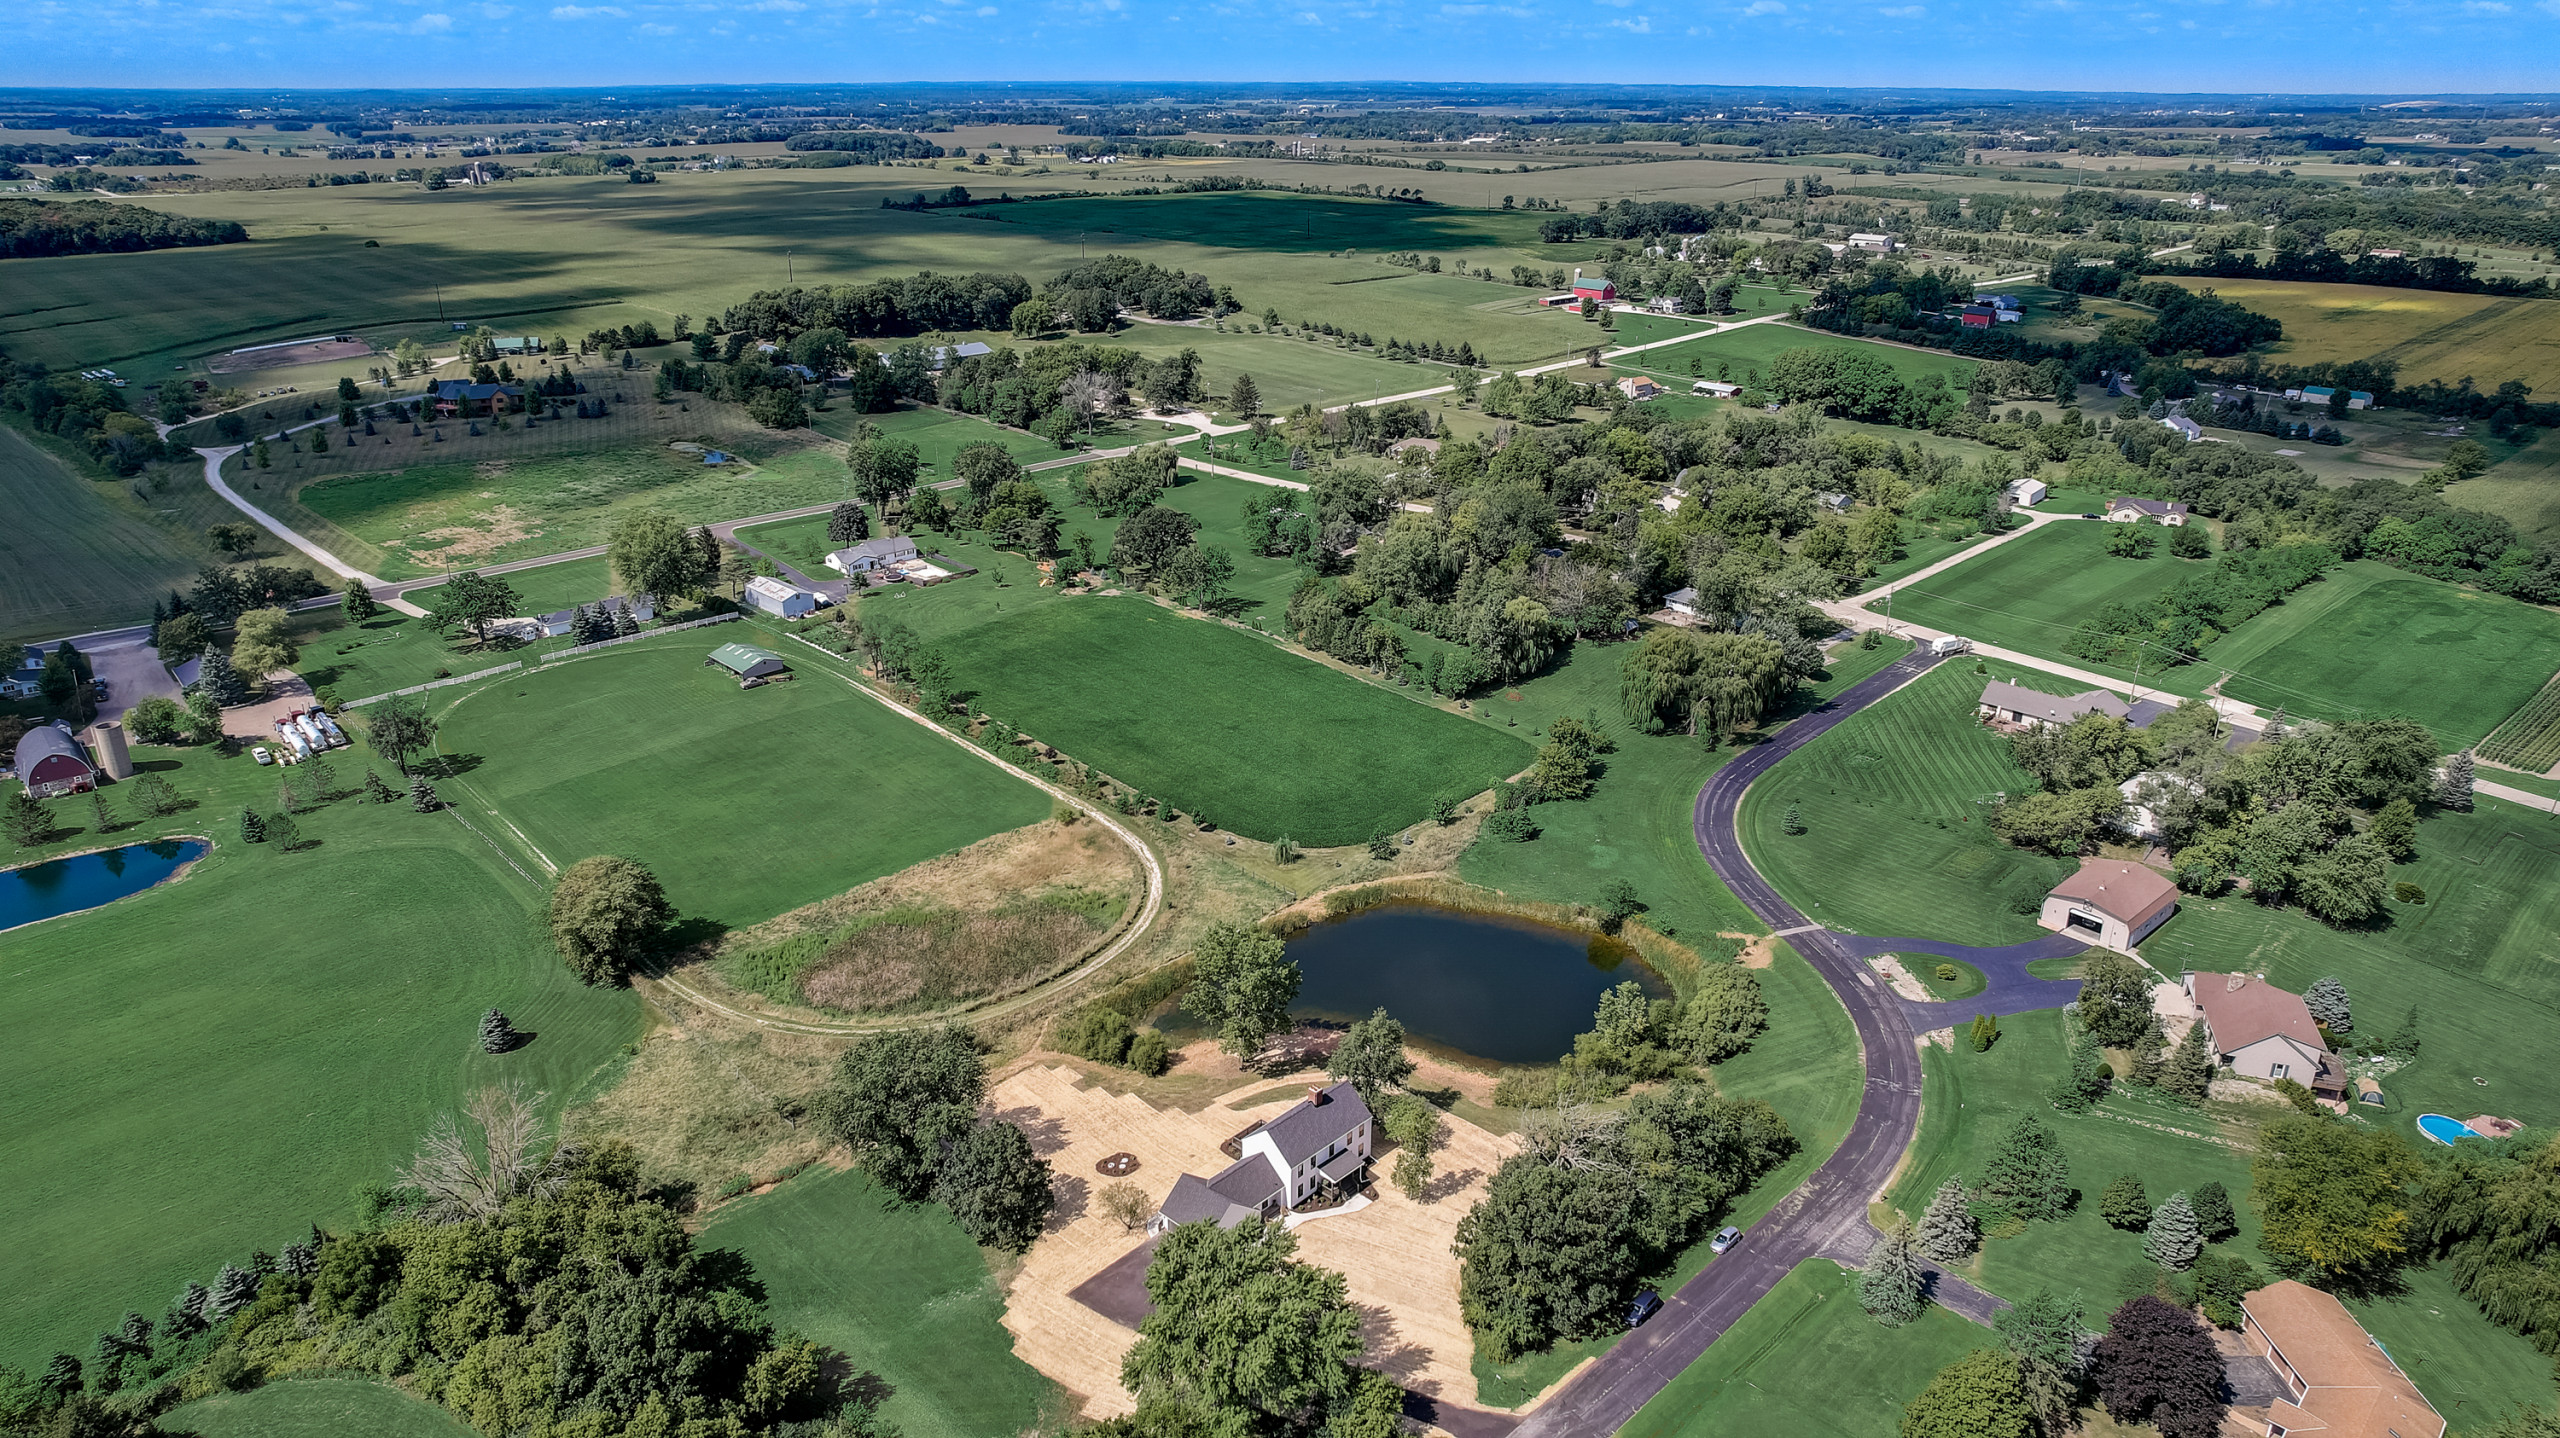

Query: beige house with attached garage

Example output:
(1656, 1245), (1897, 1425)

(1151, 1082), (1372, 1233)
(2183, 971), (2344, 1099)
(2232, 1280), (2444, 1438)
(2105, 495), (2192, 525)
(2039, 859), (2180, 950)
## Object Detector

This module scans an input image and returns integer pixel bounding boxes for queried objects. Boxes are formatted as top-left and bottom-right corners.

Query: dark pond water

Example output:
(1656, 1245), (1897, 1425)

(1284, 901), (1667, 1066)
(1, 839), (209, 931)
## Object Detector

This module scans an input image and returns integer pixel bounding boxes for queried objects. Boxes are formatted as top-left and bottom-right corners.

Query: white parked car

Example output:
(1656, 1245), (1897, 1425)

(252, 746), (273, 765)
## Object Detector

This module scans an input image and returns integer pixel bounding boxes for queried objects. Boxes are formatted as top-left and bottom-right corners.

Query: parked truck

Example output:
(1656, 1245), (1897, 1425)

(1926, 635), (1973, 656)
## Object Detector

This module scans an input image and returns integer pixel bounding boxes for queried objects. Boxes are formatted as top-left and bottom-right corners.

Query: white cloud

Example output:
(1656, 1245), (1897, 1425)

(639, 20), (677, 31)
(2461, 2), (2510, 13)
(549, 4), (623, 16)
(1879, 4), (1923, 14)
(471, 2), (510, 15)
(1742, 1), (1784, 14)
(411, 11), (454, 28)
(1609, 14), (1649, 28)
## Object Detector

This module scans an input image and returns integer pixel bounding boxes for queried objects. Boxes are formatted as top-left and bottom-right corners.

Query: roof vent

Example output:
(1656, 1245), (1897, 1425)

(2227, 974), (2248, 992)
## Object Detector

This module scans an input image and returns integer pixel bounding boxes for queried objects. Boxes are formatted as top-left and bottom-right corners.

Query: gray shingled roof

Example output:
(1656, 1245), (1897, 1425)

(1257, 1082), (1371, 1167)
(14, 725), (90, 776)
(1980, 680), (2132, 725)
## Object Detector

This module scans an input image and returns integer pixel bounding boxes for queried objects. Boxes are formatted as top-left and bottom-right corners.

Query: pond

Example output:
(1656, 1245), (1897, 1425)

(1281, 901), (1668, 1067)
(1, 839), (210, 932)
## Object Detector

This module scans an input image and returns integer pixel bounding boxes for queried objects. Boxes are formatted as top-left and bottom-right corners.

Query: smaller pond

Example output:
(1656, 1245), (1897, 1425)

(1278, 901), (1668, 1067)
(1, 839), (209, 931)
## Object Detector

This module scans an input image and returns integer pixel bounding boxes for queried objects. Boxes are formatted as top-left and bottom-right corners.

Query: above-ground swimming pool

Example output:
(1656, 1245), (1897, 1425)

(2418, 1113), (2482, 1145)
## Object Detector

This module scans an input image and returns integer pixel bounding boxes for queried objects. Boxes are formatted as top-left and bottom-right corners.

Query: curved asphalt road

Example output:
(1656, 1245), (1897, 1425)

(1513, 648), (1963, 1438)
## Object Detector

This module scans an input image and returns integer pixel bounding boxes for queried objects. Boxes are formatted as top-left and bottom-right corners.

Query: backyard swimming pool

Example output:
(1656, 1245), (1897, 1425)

(2418, 1113), (2482, 1146)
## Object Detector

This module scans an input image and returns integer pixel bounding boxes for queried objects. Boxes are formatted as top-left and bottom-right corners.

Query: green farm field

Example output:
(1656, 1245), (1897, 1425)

(0, 741), (641, 1367)
(432, 638), (1050, 929)
(936, 596), (1531, 844)
(0, 422), (216, 645)
(288, 557), (620, 701)
(289, 441), (843, 580)
(802, 401), (1063, 474)
(2447, 427), (2560, 549)
(1615, 322), (1979, 391)
(1877, 520), (2212, 665)
(697, 1166), (1063, 1438)
(1619, 1261), (1995, 1438)
(165, 1380), (479, 1438)
(2153, 277), (2560, 393)
(1739, 660), (2080, 945)
(1086, 324), (1461, 412)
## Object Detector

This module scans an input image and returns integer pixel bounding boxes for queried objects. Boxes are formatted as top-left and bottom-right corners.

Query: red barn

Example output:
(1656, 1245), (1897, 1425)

(15, 724), (96, 798)
(1959, 306), (1996, 328)
(1570, 269), (1617, 304)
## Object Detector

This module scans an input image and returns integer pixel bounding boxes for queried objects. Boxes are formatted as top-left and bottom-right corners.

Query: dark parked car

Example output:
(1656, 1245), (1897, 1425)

(1627, 1290), (1663, 1328)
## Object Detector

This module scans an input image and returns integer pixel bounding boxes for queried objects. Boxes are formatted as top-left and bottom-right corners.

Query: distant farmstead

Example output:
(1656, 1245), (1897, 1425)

(15, 723), (98, 798)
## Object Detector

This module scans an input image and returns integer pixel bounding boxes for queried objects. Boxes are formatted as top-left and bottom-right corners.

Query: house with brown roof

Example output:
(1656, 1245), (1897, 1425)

(2183, 971), (2344, 1099)
(2038, 859), (2179, 950)
(2234, 1280), (2444, 1438)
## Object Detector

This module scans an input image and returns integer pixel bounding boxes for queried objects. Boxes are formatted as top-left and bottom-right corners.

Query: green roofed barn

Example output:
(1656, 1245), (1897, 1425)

(706, 642), (792, 687)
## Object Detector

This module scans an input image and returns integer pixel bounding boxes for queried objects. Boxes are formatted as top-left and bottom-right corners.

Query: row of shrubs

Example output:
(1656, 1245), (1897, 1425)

(1053, 959), (1194, 1075)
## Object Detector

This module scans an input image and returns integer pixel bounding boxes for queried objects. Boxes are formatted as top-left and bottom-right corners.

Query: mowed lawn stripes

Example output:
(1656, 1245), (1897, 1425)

(944, 598), (1534, 845)
(434, 641), (1050, 930)
(1738, 661), (2077, 945)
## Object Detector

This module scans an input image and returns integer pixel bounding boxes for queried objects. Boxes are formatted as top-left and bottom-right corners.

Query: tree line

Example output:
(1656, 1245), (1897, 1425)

(0, 198), (245, 257)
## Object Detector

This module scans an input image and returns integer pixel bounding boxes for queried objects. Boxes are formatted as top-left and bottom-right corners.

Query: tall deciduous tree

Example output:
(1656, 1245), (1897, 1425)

(423, 571), (521, 650)
(1326, 1008), (1415, 1107)
(821, 1027), (985, 1202)
(2094, 1295), (2226, 1438)
(932, 1121), (1055, 1253)
(2253, 1116), (2422, 1290)
(607, 511), (711, 604)
(1122, 1220), (1372, 1427)
(362, 694), (439, 775)
(1901, 1347), (2034, 1438)
(546, 855), (673, 986)
(1186, 922), (1300, 1063)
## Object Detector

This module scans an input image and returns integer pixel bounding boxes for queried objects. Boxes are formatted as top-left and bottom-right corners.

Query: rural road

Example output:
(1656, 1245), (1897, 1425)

(1514, 647), (2003, 1438)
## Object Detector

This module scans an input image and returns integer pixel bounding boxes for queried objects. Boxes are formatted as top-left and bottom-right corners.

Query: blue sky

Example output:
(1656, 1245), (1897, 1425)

(8, 0), (2558, 95)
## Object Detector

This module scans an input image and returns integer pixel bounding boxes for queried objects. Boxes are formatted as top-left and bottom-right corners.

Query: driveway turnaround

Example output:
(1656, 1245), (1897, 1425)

(1824, 930), (2089, 1025)
(1515, 649), (1958, 1438)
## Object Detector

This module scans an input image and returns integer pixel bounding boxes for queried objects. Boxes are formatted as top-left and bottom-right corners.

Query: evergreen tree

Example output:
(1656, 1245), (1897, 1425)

(1915, 1177), (1979, 1265)
(1781, 801), (1806, 835)
(37, 1354), (81, 1402)
(278, 1239), (319, 1278)
(2439, 751), (2475, 811)
(162, 1282), (209, 1340)
(301, 753), (335, 801)
(2129, 1016), (2170, 1088)
(129, 772), (181, 817)
(2101, 1173), (2152, 1230)
(1968, 1012), (2001, 1052)
(2368, 798), (2418, 862)
(2385, 1005), (2421, 1058)
(2190, 1181), (2238, 1242)
(1996, 1289), (2091, 1437)
(4, 789), (51, 848)
(1858, 1216), (1927, 1327)
(408, 776), (441, 812)
(362, 769), (397, 804)
(1981, 1115), (2072, 1222)
(195, 647), (249, 705)
(480, 1008), (517, 1054)
(88, 788), (114, 835)
(239, 806), (266, 843)
(2163, 1022), (2216, 1102)
(2144, 1191), (2203, 1271)
(206, 1263), (259, 1320)
(1229, 373), (1262, 417)
(265, 810), (302, 850)
(2050, 1028), (2112, 1113)
(275, 774), (300, 814)
(614, 604), (641, 637)
(2304, 976), (2352, 1035)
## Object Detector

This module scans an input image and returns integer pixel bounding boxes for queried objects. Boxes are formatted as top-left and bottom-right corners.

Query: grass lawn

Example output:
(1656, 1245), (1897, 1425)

(1473, 945), (1866, 1409)
(1861, 518), (2019, 591)
(1877, 521), (2213, 664)
(2447, 428), (2560, 549)
(801, 402), (1063, 477)
(431, 637), (1050, 930)
(696, 1166), (1062, 1438)
(1625, 324), (1978, 392)
(289, 557), (625, 702)
(938, 596), (1531, 845)
(2030, 487), (2116, 515)
(0, 741), (641, 1368)
(289, 441), (843, 580)
(1739, 660), (2080, 945)
(0, 421), (215, 646)
(1618, 1260), (1996, 1438)
(2199, 562), (2560, 750)
(1906, 956), (1987, 1000)
(1085, 324), (1454, 412)
(163, 1380), (477, 1438)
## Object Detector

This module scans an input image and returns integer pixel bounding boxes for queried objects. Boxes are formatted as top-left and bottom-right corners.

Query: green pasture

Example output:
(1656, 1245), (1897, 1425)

(1620, 1261), (1993, 1438)
(1739, 660), (2080, 945)
(1476, 944), (1864, 1408)
(0, 741), (640, 1368)
(432, 637), (1049, 930)
(289, 558), (619, 701)
(288, 442), (847, 580)
(936, 596), (1530, 844)
(164, 1380), (478, 1438)
(2447, 427), (2560, 549)
(1889, 1004), (2556, 1429)
(802, 402), (1062, 474)
(698, 1166), (1062, 1438)
(1623, 324), (1978, 391)
(0, 422), (216, 645)
(1859, 518), (2018, 591)
(1085, 325), (1456, 412)
(1876, 521), (2211, 662)
(2198, 561), (2560, 750)
(976, 188), (1543, 255)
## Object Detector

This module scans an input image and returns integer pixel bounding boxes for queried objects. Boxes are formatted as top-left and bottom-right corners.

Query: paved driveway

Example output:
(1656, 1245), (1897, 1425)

(1825, 931), (2088, 1025)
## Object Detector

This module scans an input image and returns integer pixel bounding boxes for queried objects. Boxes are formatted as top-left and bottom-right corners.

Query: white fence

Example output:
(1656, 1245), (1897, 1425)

(340, 661), (523, 709)
(336, 613), (743, 708)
